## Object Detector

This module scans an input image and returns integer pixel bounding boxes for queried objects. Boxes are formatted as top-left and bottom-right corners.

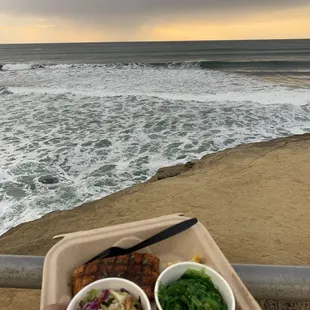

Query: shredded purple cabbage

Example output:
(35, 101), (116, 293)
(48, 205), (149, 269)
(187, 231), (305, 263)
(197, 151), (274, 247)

(84, 300), (99, 310)
(78, 288), (142, 310)
(99, 289), (109, 302)
(120, 288), (130, 294)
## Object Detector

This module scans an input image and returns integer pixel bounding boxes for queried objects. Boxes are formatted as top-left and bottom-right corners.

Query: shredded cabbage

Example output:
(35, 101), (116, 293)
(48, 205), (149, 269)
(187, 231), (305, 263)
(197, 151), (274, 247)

(78, 288), (142, 310)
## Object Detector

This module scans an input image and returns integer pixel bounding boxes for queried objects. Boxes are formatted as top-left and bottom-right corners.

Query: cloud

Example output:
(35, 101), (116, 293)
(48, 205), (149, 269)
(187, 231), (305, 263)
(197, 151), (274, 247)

(1, 0), (309, 27)
(26, 24), (55, 29)
(0, 1), (309, 43)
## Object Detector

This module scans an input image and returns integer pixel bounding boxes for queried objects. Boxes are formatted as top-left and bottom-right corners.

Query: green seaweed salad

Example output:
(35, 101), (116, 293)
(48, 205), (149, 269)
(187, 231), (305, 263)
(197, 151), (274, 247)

(158, 268), (228, 310)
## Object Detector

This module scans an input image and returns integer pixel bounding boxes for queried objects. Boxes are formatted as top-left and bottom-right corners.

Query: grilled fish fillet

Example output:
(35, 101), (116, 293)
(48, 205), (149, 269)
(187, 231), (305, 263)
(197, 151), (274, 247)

(72, 252), (160, 300)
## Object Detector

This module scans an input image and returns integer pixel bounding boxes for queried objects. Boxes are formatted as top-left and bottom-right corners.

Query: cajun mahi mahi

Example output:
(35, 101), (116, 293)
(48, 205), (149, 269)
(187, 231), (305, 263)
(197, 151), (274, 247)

(72, 252), (160, 300)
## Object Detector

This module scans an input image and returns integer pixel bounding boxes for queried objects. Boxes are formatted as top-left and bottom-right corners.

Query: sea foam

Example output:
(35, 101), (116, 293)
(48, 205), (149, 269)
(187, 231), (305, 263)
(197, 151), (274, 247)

(0, 63), (309, 235)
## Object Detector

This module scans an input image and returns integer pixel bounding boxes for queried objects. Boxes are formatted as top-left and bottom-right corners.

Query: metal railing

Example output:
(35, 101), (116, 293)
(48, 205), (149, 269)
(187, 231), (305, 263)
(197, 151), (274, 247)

(0, 255), (310, 301)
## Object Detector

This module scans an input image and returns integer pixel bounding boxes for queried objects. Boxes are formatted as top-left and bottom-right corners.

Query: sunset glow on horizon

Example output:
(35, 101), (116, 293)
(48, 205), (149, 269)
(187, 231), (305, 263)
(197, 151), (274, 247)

(0, 1), (310, 43)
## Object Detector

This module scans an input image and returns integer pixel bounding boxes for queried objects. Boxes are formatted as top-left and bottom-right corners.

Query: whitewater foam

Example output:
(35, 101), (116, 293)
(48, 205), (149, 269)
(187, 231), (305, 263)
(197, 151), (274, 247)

(2, 60), (310, 71)
(2, 63), (34, 71)
(7, 85), (310, 106)
(0, 63), (309, 235)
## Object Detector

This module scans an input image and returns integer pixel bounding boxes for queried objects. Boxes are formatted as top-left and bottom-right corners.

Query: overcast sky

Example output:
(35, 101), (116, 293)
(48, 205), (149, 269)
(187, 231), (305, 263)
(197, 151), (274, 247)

(0, 0), (310, 43)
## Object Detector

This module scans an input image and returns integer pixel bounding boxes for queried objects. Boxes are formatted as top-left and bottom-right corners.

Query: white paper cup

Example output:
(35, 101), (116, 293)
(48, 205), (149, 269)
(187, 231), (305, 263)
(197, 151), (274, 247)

(154, 262), (235, 310)
(67, 278), (151, 310)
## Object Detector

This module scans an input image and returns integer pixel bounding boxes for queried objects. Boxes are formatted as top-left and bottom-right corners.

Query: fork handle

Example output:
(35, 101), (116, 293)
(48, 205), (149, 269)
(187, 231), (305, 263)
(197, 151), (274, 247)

(124, 217), (198, 254)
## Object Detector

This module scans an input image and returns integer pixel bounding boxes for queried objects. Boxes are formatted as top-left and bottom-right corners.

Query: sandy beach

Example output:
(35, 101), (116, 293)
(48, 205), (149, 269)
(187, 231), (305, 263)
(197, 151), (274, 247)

(1, 134), (310, 309)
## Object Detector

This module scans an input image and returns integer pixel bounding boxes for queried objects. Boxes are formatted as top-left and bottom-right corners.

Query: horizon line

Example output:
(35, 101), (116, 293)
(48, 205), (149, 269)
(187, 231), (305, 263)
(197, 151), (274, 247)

(1, 37), (310, 45)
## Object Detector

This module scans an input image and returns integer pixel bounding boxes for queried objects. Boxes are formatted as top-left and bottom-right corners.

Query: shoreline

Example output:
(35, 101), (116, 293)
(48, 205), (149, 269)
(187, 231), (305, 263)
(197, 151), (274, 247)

(1, 133), (310, 309)
(1, 133), (310, 261)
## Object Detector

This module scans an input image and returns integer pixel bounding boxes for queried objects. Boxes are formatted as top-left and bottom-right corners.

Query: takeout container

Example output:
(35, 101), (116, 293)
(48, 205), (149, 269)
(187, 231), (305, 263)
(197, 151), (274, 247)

(67, 278), (151, 310)
(40, 213), (261, 310)
(154, 262), (235, 310)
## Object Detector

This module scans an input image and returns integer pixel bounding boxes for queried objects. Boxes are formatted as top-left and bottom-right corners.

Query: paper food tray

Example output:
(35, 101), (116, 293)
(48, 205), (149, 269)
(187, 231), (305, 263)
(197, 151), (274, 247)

(40, 213), (260, 309)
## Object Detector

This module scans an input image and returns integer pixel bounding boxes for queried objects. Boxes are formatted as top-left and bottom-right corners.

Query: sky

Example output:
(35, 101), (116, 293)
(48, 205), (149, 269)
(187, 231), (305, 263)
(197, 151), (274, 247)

(0, 0), (310, 43)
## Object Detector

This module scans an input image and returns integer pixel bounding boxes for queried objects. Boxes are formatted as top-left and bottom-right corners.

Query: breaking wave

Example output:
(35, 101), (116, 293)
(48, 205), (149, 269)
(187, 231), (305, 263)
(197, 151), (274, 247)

(2, 60), (310, 71)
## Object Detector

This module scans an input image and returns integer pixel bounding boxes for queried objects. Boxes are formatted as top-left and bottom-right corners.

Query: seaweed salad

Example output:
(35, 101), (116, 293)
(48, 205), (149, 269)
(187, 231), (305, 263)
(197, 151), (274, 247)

(158, 268), (228, 310)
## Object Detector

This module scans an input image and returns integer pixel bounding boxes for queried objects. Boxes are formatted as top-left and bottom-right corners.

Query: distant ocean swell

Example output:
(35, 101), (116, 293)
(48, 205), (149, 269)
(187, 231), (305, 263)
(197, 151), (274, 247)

(2, 60), (310, 71)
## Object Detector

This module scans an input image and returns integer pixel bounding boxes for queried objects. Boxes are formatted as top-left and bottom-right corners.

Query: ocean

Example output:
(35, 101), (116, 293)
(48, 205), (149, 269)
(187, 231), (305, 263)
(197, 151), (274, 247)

(0, 39), (310, 235)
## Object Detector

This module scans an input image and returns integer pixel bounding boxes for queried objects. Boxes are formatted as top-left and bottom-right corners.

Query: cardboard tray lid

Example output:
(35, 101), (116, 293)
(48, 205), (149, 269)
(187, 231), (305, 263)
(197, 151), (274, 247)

(41, 213), (260, 309)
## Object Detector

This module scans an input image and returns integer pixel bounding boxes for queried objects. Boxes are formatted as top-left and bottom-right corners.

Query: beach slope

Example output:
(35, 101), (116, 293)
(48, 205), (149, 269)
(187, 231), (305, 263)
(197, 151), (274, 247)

(1, 134), (310, 309)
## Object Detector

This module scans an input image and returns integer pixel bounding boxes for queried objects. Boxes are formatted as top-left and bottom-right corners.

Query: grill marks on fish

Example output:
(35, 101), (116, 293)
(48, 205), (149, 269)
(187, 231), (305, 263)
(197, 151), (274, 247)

(72, 253), (160, 300)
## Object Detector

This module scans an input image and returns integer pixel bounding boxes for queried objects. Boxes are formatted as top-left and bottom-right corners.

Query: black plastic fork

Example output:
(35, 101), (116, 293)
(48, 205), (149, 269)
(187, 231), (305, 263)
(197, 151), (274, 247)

(85, 217), (198, 264)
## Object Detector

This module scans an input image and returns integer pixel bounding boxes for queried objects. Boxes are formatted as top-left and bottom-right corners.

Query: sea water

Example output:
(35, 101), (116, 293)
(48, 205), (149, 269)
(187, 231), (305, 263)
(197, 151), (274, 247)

(0, 39), (310, 235)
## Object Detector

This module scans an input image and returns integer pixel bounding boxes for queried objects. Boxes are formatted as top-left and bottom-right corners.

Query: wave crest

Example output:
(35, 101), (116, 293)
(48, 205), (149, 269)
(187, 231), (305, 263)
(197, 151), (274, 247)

(2, 60), (310, 71)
